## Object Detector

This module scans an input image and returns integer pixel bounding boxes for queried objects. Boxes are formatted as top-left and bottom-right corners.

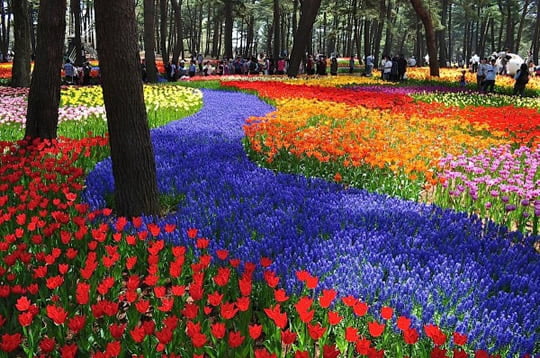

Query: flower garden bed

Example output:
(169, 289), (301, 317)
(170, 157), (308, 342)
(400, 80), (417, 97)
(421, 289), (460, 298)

(0, 76), (539, 356)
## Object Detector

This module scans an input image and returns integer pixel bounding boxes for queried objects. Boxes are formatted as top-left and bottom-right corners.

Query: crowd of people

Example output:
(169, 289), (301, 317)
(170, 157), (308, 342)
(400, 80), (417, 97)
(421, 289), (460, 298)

(61, 49), (533, 96)
(62, 58), (95, 85)
(139, 52), (419, 82)
(467, 50), (533, 96)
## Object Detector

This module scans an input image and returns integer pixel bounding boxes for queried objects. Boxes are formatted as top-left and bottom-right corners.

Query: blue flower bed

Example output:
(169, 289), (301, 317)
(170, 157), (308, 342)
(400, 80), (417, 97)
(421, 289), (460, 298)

(83, 90), (540, 355)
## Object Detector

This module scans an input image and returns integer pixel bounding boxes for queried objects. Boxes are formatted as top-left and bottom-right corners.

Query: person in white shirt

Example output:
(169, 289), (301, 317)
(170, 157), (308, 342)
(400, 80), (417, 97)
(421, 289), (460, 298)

(482, 59), (497, 93)
(383, 56), (392, 80)
(470, 53), (480, 72)
(476, 58), (487, 90)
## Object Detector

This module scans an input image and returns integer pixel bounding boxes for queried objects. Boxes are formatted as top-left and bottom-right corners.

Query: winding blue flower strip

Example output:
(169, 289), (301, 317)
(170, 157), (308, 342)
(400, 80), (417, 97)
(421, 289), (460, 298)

(84, 89), (540, 354)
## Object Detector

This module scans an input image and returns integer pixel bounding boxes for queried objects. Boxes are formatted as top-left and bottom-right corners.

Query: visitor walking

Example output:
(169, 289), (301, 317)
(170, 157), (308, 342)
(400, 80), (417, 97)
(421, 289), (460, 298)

(459, 70), (467, 88)
(330, 57), (338, 76)
(513, 63), (530, 97)
(83, 61), (92, 85)
(476, 58), (487, 91)
(383, 56), (392, 81)
(349, 56), (355, 74)
(482, 59), (497, 93)
(397, 54), (407, 81)
(365, 54), (374, 76)
(470, 53), (480, 73)
(63, 59), (76, 84)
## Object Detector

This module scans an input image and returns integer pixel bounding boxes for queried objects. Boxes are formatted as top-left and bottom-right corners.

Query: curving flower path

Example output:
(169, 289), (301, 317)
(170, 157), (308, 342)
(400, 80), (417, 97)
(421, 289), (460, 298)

(84, 90), (540, 354)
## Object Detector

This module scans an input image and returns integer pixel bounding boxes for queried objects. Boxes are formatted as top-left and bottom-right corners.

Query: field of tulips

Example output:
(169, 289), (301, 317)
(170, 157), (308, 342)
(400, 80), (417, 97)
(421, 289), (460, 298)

(230, 77), (540, 236)
(0, 73), (539, 357)
(0, 84), (202, 141)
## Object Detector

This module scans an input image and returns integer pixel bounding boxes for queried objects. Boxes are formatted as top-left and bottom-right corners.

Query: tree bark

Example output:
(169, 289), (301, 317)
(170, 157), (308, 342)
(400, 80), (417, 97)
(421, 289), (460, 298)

(0, 0), (10, 62)
(503, 0), (514, 52)
(171, 0), (184, 62)
(273, 0), (280, 59)
(71, 0), (84, 66)
(11, 0), (32, 87)
(409, 0), (439, 76)
(94, 0), (161, 217)
(533, 0), (540, 64)
(288, 0), (322, 77)
(160, 0), (168, 61)
(224, 0), (233, 59)
(144, 0), (158, 82)
(515, 0), (531, 55)
(363, 19), (371, 60)
(382, 0), (394, 57)
(438, 0), (448, 67)
(24, 0), (66, 140)
(211, 5), (221, 57)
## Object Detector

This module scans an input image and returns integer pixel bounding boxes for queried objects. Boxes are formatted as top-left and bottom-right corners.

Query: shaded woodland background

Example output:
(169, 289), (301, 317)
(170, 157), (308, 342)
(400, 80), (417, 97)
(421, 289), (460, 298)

(2, 0), (540, 68)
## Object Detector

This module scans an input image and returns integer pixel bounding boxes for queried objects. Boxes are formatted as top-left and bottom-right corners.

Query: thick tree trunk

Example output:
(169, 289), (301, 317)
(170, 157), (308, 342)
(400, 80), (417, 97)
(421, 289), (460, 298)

(224, 0), (233, 59)
(410, 0), (439, 76)
(288, 0), (322, 77)
(24, 0), (66, 140)
(94, 0), (161, 217)
(144, 0), (158, 82)
(160, 0), (168, 61)
(11, 0), (32, 87)
(30, 2), (36, 58)
(273, 0), (280, 59)
(71, 0), (84, 66)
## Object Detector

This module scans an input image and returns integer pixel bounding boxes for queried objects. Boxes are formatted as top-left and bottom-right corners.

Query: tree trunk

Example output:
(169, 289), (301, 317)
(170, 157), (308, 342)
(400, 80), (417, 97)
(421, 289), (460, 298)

(438, 0), (448, 67)
(364, 19), (371, 60)
(71, 0), (84, 65)
(30, 2), (36, 58)
(211, 5), (221, 57)
(196, 1), (203, 54)
(11, 0), (32, 87)
(288, 0), (322, 77)
(447, 0), (453, 62)
(144, 0), (158, 82)
(171, 0), (183, 63)
(245, 3), (255, 58)
(533, 0), (540, 64)
(410, 0), (439, 76)
(273, 0), (280, 59)
(504, 1), (514, 52)
(382, 0), (394, 57)
(0, 0), (10, 62)
(24, 0), (66, 140)
(224, 0), (233, 59)
(292, 0), (298, 38)
(94, 0), (161, 217)
(160, 0), (168, 61)
(515, 0), (531, 55)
